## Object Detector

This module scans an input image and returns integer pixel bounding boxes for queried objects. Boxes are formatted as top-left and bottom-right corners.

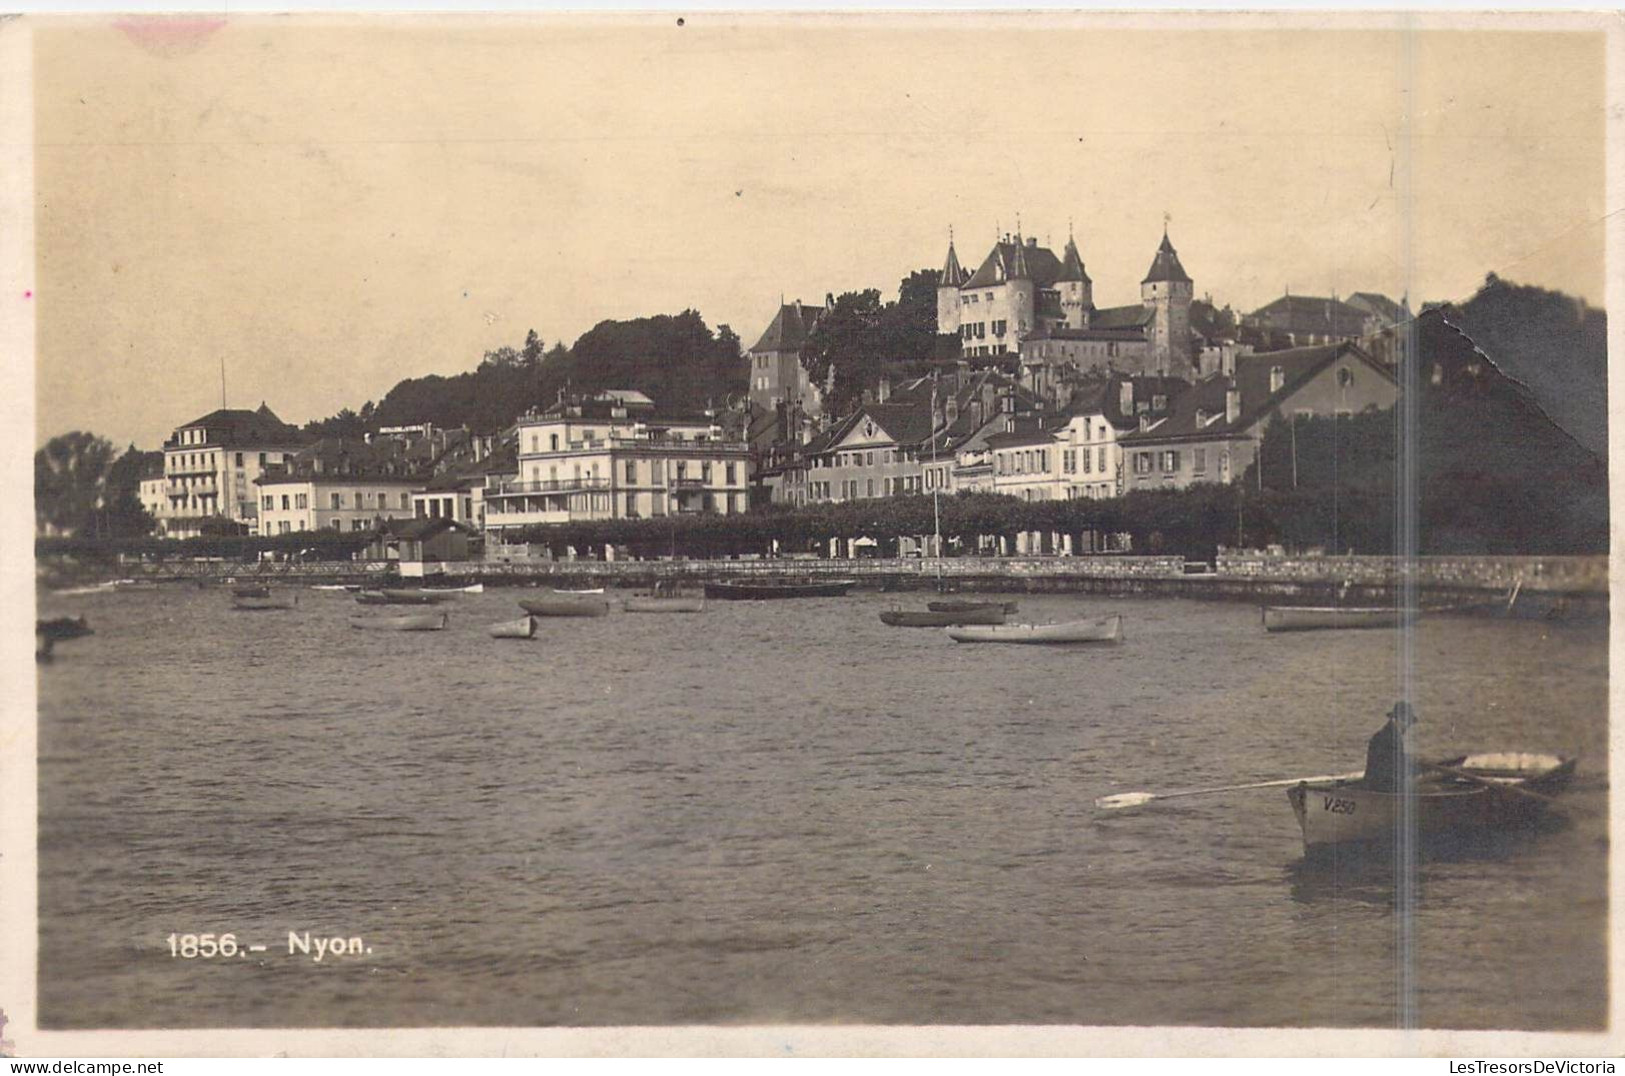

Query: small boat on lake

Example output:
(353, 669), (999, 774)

(703, 578), (857, 600)
(927, 600), (1019, 615)
(624, 595), (706, 613)
(488, 615), (537, 639)
(422, 582), (484, 594)
(310, 584), (353, 591)
(232, 592), (298, 611)
(349, 612), (448, 632)
(1287, 753), (1578, 855)
(551, 586), (604, 595)
(383, 587), (460, 604)
(1262, 606), (1418, 632)
(946, 615), (1122, 645)
(51, 581), (119, 597)
(37, 616), (93, 660)
(232, 585), (272, 599)
(356, 590), (442, 606)
(881, 607), (1006, 628)
(520, 595), (610, 617)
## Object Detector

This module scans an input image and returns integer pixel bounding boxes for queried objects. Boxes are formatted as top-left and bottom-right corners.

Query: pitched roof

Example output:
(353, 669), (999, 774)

(1055, 237), (1091, 285)
(1345, 291), (1405, 324)
(1246, 294), (1372, 338)
(1141, 231), (1193, 285)
(1119, 341), (1395, 445)
(1065, 374), (1193, 430)
(961, 237), (1065, 290)
(751, 301), (824, 353)
(256, 437), (428, 484)
(381, 516), (471, 540)
(168, 403), (308, 448)
(1089, 303), (1156, 331)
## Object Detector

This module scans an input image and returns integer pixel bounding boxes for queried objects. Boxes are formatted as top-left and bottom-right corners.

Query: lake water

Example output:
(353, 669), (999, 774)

(35, 584), (1609, 1029)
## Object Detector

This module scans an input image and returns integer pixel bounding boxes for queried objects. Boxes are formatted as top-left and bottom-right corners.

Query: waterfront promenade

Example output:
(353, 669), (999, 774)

(54, 552), (1611, 617)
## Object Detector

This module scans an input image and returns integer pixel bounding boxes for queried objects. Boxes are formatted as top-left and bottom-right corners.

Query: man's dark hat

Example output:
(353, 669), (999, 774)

(1387, 701), (1417, 723)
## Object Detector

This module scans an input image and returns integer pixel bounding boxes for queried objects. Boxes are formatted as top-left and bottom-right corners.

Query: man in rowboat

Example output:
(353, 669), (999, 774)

(1364, 701), (1417, 791)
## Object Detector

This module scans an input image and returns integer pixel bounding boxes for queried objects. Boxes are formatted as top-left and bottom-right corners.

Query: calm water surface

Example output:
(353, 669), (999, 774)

(36, 585), (1608, 1029)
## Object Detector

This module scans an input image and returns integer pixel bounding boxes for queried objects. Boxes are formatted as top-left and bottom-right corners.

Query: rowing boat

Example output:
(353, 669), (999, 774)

(703, 579), (857, 600)
(423, 583), (484, 594)
(232, 593), (298, 610)
(488, 615), (537, 639)
(881, 607), (1005, 628)
(1262, 606), (1418, 632)
(349, 612), (448, 631)
(946, 615), (1122, 645)
(519, 595), (610, 617)
(310, 584), (353, 591)
(232, 585), (272, 599)
(623, 596), (706, 613)
(553, 587), (604, 595)
(356, 590), (442, 605)
(383, 587), (460, 603)
(927, 600), (1019, 615)
(1287, 752), (1578, 855)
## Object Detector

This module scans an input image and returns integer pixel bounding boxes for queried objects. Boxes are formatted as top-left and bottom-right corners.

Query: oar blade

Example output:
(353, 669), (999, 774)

(1094, 792), (1157, 810)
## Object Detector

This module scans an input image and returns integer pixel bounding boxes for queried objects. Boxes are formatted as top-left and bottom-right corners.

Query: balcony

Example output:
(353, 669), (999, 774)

(672, 477), (706, 490)
(486, 477), (610, 496)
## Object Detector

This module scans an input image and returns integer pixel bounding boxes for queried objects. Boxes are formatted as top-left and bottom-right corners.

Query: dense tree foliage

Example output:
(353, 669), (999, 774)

(35, 433), (156, 537)
(801, 269), (942, 414)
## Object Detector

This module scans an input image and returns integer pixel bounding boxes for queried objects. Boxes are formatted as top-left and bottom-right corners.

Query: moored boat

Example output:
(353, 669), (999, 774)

(927, 600), (1019, 615)
(552, 586), (604, 595)
(349, 612), (448, 631)
(1262, 606), (1418, 632)
(519, 595), (610, 617)
(383, 587), (460, 604)
(703, 578), (857, 600)
(310, 584), (352, 591)
(881, 607), (1006, 628)
(623, 596), (706, 613)
(1287, 753), (1578, 855)
(232, 593), (298, 610)
(488, 615), (537, 639)
(422, 582), (484, 594)
(357, 590), (441, 605)
(232, 585), (272, 599)
(946, 615), (1122, 645)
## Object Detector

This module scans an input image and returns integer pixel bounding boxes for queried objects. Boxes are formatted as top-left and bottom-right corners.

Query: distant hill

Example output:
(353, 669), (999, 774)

(309, 310), (747, 437)
(1433, 274), (1607, 459)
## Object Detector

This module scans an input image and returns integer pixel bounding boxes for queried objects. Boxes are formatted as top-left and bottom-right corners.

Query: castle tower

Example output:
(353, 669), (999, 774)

(1055, 235), (1093, 330)
(1140, 228), (1193, 375)
(1000, 234), (1036, 353)
(936, 236), (966, 336)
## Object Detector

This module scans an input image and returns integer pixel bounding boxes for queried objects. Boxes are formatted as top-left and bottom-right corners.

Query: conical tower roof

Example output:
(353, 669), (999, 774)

(1057, 237), (1091, 285)
(940, 241), (965, 287)
(1142, 230), (1192, 285)
(1010, 236), (1030, 280)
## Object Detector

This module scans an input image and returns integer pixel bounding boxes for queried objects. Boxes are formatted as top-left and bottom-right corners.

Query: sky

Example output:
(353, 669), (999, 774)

(29, 15), (1608, 449)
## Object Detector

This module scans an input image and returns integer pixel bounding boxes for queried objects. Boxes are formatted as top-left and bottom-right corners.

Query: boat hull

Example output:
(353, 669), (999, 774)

(487, 615), (537, 639)
(946, 615), (1122, 644)
(232, 595), (298, 610)
(519, 596), (610, 617)
(881, 608), (1005, 627)
(624, 597), (706, 613)
(1262, 606), (1418, 632)
(1288, 754), (1577, 853)
(704, 579), (857, 600)
(349, 613), (448, 631)
(928, 600), (1019, 615)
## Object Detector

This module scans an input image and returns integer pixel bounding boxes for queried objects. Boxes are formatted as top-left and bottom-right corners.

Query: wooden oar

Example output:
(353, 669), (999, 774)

(1095, 771), (1363, 810)
(1417, 760), (1558, 804)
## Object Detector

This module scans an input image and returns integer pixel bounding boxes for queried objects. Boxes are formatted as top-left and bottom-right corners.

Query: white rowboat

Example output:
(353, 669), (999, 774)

(349, 612), (448, 631)
(946, 615), (1122, 645)
(488, 615), (537, 639)
(1262, 606), (1418, 632)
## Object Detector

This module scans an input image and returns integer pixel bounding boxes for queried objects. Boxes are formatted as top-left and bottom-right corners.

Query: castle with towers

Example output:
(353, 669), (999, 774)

(936, 225), (1195, 378)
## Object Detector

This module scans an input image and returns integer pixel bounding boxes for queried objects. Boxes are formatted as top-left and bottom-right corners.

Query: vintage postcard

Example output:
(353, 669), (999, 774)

(4, 10), (1620, 1058)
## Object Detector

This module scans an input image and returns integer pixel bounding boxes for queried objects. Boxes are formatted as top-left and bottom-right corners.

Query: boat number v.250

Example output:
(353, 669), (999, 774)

(1321, 796), (1357, 815)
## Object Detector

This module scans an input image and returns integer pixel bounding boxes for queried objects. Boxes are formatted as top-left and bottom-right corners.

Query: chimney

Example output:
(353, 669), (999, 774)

(1225, 384), (1241, 424)
(1195, 408), (1208, 428)
(970, 398), (983, 429)
(1026, 236), (1038, 248)
(1138, 413), (1151, 431)
(1269, 365), (1285, 393)
(1118, 379), (1133, 416)
(877, 376), (891, 404)
(945, 395), (958, 424)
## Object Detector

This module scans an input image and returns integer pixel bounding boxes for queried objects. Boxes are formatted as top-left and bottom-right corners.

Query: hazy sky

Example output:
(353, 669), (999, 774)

(31, 16), (1607, 449)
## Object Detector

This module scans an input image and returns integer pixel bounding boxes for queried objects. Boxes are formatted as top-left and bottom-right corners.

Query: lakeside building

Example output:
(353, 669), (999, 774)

(936, 227), (1195, 377)
(159, 404), (310, 536)
(255, 438), (424, 535)
(482, 390), (752, 540)
(985, 376), (1189, 502)
(783, 367), (1042, 505)
(747, 298), (829, 417)
(1118, 341), (1399, 490)
(137, 459), (167, 531)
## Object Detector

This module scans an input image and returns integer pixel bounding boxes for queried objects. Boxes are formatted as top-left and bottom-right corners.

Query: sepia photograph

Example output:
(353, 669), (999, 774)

(6, 9), (1619, 1056)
